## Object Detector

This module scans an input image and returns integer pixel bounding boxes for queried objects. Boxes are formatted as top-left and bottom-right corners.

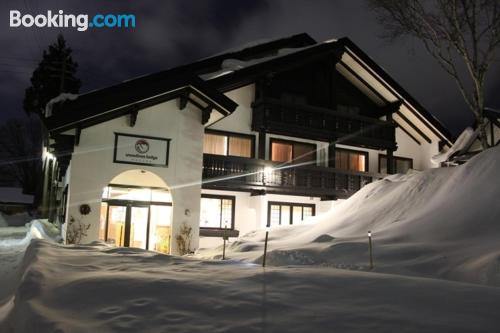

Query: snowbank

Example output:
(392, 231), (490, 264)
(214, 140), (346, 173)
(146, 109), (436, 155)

(0, 220), (61, 306)
(2, 239), (500, 332)
(0, 214), (7, 228)
(0, 212), (32, 227)
(198, 146), (500, 286)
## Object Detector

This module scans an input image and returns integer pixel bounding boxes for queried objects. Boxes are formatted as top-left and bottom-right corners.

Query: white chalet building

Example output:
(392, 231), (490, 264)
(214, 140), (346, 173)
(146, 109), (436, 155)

(40, 33), (453, 253)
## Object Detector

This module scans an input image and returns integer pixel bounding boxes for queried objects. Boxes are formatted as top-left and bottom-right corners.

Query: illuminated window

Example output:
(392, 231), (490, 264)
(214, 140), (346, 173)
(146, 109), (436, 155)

(267, 202), (315, 227)
(203, 131), (254, 158)
(335, 148), (368, 172)
(379, 155), (413, 174)
(270, 139), (316, 165)
(200, 195), (235, 229)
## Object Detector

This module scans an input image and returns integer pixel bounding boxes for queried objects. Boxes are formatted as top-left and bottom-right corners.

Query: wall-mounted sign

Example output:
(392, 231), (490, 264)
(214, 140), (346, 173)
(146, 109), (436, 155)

(113, 133), (171, 167)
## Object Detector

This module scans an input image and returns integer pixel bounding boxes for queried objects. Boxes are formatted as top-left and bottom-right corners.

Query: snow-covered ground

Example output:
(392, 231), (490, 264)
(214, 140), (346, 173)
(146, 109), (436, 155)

(2, 238), (500, 332)
(197, 145), (500, 286)
(1, 146), (499, 332)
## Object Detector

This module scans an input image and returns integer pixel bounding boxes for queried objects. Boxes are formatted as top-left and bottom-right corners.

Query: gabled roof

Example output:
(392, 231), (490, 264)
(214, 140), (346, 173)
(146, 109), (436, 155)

(45, 72), (238, 133)
(44, 32), (452, 145)
(337, 38), (453, 144)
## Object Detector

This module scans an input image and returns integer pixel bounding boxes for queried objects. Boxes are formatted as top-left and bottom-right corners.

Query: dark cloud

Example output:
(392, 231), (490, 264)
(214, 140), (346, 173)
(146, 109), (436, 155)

(0, 0), (498, 136)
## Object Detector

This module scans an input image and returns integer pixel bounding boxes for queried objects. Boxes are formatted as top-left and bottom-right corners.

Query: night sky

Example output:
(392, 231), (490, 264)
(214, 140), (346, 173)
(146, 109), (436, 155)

(1, 0), (499, 136)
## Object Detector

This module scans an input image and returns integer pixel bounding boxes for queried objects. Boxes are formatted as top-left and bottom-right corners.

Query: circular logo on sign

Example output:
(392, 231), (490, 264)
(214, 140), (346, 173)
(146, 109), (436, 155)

(135, 139), (150, 154)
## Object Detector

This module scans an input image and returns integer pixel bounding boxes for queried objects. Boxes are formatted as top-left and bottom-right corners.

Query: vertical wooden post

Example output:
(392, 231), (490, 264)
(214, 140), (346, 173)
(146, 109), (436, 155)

(386, 111), (395, 174)
(262, 229), (269, 267)
(222, 224), (227, 260)
(328, 142), (336, 168)
(490, 120), (494, 147)
(368, 230), (374, 270)
(258, 130), (266, 160)
(386, 149), (395, 174)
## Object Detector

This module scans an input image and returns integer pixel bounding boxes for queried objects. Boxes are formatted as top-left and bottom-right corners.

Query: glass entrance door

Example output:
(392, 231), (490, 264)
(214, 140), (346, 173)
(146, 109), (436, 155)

(102, 203), (171, 253)
(107, 205), (127, 246)
(148, 205), (172, 253)
(128, 206), (149, 249)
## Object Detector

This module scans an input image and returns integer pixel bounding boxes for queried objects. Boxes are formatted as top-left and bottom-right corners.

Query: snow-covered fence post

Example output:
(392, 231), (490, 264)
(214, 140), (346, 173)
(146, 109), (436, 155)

(262, 226), (270, 267)
(222, 222), (228, 260)
(368, 230), (374, 269)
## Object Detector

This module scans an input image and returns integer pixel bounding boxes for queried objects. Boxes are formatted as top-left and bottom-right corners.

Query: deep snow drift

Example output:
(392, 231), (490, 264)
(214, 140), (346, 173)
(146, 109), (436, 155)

(1, 147), (500, 332)
(3, 239), (500, 332)
(0, 220), (61, 301)
(198, 145), (500, 286)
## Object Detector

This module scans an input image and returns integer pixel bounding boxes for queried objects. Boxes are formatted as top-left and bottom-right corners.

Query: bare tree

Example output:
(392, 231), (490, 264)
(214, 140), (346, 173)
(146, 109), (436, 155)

(0, 116), (43, 196)
(369, 0), (500, 149)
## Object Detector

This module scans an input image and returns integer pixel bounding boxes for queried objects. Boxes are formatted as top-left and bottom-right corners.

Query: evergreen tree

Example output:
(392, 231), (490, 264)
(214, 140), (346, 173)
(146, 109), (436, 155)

(23, 34), (81, 116)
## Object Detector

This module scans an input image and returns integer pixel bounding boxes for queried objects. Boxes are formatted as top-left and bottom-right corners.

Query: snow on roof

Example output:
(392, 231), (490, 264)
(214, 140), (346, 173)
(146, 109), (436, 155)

(199, 45), (314, 80)
(44, 93), (79, 117)
(431, 127), (475, 164)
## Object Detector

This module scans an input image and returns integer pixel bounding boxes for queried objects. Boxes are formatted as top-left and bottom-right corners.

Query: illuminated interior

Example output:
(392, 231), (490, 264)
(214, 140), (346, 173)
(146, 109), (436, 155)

(99, 184), (172, 254)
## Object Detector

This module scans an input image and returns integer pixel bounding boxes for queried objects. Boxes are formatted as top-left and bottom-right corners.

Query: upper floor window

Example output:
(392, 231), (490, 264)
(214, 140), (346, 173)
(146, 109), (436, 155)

(203, 130), (254, 158)
(270, 139), (317, 165)
(335, 148), (368, 172)
(379, 155), (413, 174)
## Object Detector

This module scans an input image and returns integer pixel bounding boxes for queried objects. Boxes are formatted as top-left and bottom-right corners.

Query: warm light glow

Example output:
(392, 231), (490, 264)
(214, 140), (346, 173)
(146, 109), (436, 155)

(44, 150), (55, 161)
(264, 166), (274, 177)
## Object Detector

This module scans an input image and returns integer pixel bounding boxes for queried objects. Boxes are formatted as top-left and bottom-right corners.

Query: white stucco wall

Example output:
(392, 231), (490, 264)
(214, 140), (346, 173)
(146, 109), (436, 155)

(65, 100), (205, 254)
(393, 127), (440, 171)
(198, 189), (335, 249)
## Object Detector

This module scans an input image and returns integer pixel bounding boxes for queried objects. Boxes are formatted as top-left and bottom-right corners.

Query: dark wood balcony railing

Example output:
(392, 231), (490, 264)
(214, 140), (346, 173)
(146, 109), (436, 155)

(252, 98), (396, 150)
(202, 154), (383, 199)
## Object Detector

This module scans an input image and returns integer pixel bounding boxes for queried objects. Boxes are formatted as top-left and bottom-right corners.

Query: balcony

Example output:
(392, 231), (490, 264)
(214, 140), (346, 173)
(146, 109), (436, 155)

(252, 98), (396, 150)
(202, 154), (383, 199)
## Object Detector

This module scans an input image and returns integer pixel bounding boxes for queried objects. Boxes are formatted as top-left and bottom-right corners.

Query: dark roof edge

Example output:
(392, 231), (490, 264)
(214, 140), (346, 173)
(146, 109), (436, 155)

(337, 37), (454, 143)
(45, 77), (238, 133)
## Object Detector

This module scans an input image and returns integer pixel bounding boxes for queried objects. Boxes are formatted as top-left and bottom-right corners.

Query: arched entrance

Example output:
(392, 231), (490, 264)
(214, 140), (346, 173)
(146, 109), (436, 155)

(98, 169), (172, 254)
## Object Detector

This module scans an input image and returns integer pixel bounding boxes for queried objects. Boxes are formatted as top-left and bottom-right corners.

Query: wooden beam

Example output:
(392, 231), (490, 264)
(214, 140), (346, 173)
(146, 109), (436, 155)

(250, 189), (266, 196)
(201, 107), (212, 125)
(258, 130), (266, 159)
(129, 107), (138, 127)
(385, 100), (402, 114)
(343, 47), (452, 145)
(395, 121), (421, 145)
(74, 126), (81, 146)
(178, 91), (189, 110)
(338, 61), (389, 104)
(396, 111), (432, 144)
(328, 142), (336, 167)
(386, 148), (395, 174)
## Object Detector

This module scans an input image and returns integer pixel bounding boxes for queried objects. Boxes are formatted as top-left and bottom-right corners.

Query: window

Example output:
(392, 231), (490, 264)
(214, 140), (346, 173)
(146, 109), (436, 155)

(200, 194), (235, 229)
(270, 139), (316, 165)
(102, 185), (172, 203)
(379, 155), (413, 174)
(335, 148), (368, 172)
(203, 130), (254, 158)
(267, 202), (315, 227)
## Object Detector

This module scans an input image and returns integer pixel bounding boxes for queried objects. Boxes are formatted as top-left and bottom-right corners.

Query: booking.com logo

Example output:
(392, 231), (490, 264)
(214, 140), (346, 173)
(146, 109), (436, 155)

(9, 10), (136, 31)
